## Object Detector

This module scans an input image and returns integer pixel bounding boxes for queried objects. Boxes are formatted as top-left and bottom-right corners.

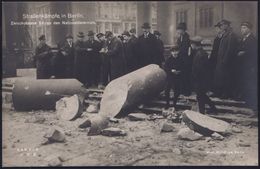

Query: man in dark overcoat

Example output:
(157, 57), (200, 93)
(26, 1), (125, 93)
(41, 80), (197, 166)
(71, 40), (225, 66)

(213, 19), (239, 99)
(154, 30), (165, 68)
(35, 35), (52, 79)
(176, 22), (192, 96)
(190, 36), (217, 114)
(236, 22), (257, 109)
(136, 22), (158, 68)
(104, 31), (126, 80)
(85, 31), (102, 87)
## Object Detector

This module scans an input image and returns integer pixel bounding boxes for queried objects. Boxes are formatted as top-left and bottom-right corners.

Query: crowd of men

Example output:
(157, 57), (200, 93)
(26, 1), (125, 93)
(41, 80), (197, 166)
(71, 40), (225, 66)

(35, 20), (257, 113)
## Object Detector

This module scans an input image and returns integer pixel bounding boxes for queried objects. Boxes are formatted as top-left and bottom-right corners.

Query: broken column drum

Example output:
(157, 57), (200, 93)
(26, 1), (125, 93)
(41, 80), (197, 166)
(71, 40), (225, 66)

(99, 64), (167, 117)
(12, 79), (85, 111)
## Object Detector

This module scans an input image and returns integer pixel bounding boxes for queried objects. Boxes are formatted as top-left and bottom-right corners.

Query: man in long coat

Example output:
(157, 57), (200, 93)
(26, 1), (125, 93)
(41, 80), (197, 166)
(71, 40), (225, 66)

(176, 22), (192, 96)
(104, 31), (126, 80)
(154, 30), (165, 67)
(85, 31), (102, 87)
(213, 19), (239, 99)
(35, 35), (52, 79)
(74, 32), (87, 84)
(136, 22), (158, 68)
(236, 22), (257, 109)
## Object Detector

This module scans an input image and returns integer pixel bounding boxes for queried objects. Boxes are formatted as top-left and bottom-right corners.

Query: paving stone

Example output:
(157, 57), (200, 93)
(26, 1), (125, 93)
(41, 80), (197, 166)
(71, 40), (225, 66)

(128, 113), (148, 121)
(161, 122), (175, 132)
(101, 127), (127, 137)
(177, 127), (203, 141)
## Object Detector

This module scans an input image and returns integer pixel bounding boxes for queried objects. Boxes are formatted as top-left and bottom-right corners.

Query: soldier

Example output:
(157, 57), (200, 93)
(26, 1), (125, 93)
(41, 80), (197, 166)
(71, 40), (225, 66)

(104, 31), (125, 80)
(74, 32), (87, 84)
(35, 35), (52, 79)
(213, 19), (238, 99)
(164, 45), (184, 109)
(176, 22), (192, 96)
(85, 31), (102, 88)
(209, 22), (224, 94)
(190, 36), (217, 114)
(97, 33), (109, 88)
(236, 22), (257, 109)
(58, 34), (75, 78)
(154, 30), (165, 68)
(136, 22), (158, 68)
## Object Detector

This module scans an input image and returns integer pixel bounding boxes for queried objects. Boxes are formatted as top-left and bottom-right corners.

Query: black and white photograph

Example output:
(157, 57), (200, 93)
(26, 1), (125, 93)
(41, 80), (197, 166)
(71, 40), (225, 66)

(2, 1), (258, 166)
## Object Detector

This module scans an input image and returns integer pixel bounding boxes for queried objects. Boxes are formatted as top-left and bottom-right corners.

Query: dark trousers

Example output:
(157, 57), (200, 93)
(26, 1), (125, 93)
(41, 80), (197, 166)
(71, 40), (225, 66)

(36, 61), (51, 79)
(165, 76), (181, 108)
(196, 89), (216, 114)
(100, 54), (110, 86)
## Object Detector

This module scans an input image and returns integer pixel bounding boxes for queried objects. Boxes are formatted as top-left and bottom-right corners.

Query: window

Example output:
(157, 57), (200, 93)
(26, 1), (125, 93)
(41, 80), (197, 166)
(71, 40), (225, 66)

(112, 23), (120, 34)
(199, 8), (213, 28)
(176, 10), (188, 25)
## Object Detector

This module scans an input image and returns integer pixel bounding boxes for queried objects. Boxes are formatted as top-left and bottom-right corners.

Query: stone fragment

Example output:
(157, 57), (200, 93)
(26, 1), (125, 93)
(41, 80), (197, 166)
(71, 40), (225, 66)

(101, 127), (127, 137)
(231, 127), (243, 133)
(161, 122), (175, 132)
(109, 117), (119, 123)
(185, 142), (194, 148)
(44, 127), (66, 143)
(78, 119), (91, 128)
(128, 113), (148, 121)
(177, 127), (203, 141)
(205, 137), (212, 142)
(86, 104), (99, 113)
(211, 132), (224, 141)
(162, 107), (175, 117)
(45, 155), (62, 167)
(25, 116), (46, 124)
(238, 142), (251, 147)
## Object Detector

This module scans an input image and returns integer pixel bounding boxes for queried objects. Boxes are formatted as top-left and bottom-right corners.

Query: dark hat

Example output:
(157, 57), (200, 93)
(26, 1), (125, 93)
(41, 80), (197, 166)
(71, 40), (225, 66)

(66, 34), (73, 39)
(241, 21), (253, 29)
(214, 21), (221, 27)
(105, 31), (113, 38)
(170, 45), (179, 51)
(96, 33), (104, 38)
(129, 28), (136, 33)
(219, 19), (231, 26)
(190, 36), (203, 44)
(141, 22), (151, 29)
(39, 35), (46, 41)
(77, 32), (85, 38)
(176, 22), (187, 30)
(154, 30), (161, 36)
(122, 31), (130, 36)
(88, 31), (95, 36)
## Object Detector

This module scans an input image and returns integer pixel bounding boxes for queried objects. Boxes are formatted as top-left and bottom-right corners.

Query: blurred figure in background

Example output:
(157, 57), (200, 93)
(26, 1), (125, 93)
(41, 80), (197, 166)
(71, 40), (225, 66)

(154, 30), (165, 68)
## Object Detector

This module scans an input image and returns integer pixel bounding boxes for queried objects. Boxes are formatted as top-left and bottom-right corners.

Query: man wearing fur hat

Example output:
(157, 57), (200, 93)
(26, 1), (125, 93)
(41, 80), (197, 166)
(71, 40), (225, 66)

(35, 35), (52, 79)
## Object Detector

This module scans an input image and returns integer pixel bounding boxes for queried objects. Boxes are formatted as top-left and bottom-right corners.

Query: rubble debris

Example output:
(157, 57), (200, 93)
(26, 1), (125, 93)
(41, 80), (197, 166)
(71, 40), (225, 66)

(238, 142), (251, 147)
(88, 115), (109, 136)
(205, 137), (212, 142)
(101, 127), (127, 137)
(64, 130), (72, 136)
(109, 117), (119, 123)
(177, 127), (203, 141)
(78, 119), (91, 128)
(182, 110), (231, 136)
(161, 122), (175, 132)
(211, 132), (224, 141)
(25, 116), (46, 124)
(44, 127), (66, 143)
(148, 114), (164, 121)
(231, 127), (243, 133)
(41, 138), (51, 145)
(56, 94), (83, 121)
(12, 79), (87, 111)
(45, 155), (62, 167)
(86, 104), (99, 113)
(185, 142), (194, 148)
(128, 113), (148, 121)
(162, 107), (175, 117)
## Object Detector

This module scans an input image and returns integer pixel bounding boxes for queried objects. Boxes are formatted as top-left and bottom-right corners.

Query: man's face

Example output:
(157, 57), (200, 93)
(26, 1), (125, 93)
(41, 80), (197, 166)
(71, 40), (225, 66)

(98, 36), (105, 42)
(123, 35), (129, 42)
(241, 26), (250, 36)
(220, 24), (228, 31)
(215, 27), (222, 34)
(40, 39), (46, 45)
(88, 35), (94, 41)
(106, 35), (113, 42)
(171, 50), (179, 58)
(191, 43), (197, 50)
(67, 38), (73, 44)
(155, 35), (160, 39)
(142, 28), (150, 34)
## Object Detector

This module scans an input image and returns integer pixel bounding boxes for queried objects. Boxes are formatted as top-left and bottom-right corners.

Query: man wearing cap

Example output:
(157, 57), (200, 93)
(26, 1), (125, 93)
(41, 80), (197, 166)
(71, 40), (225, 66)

(85, 30), (102, 88)
(136, 22), (158, 68)
(209, 22), (224, 93)
(236, 22), (257, 109)
(103, 31), (125, 80)
(190, 36), (217, 114)
(35, 35), (52, 79)
(154, 30), (165, 67)
(57, 34), (75, 78)
(214, 19), (238, 99)
(176, 22), (192, 96)
(74, 32), (87, 84)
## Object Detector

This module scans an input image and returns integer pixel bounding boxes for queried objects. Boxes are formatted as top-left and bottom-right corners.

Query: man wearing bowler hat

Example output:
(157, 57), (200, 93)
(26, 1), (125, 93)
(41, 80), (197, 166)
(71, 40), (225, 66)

(236, 22), (257, 110)
(154, 30), (165, 67)
(85, 30), (102, 88)
(190, 36), (217, 114)
(35, 35), (52, 79)
(74, 32), (87, 84)
(136, 22), (158, 68)
(213, 19), (238, 99)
